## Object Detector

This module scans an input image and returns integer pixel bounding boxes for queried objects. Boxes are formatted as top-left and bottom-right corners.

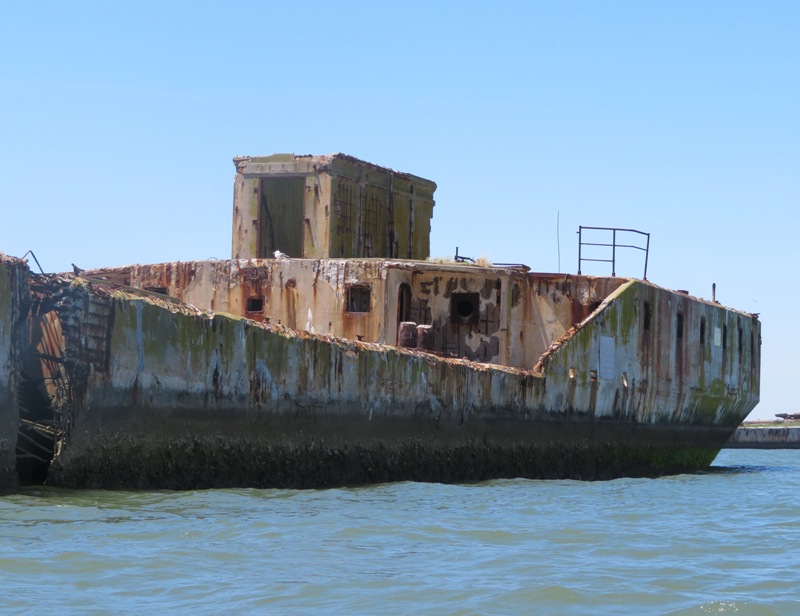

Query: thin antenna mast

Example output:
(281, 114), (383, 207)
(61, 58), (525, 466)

(557, 211), (561, 272)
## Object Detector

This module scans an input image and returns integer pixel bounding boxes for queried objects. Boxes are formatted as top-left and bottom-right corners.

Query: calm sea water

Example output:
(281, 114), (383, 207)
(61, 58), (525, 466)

(1, 449), (798, 615)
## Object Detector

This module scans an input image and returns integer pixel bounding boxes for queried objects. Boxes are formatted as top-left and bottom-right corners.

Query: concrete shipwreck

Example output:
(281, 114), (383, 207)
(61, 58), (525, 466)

(0, 154), (761, 489)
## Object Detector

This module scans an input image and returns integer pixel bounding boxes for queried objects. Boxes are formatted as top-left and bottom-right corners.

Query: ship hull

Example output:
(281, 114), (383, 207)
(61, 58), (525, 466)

(1, 255), (759, 489)
(49, 415), (726, 489)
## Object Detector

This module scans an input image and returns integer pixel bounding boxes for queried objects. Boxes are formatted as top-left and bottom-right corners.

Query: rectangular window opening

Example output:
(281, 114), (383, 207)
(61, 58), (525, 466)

(676, 313), (684, 340)
(643, 301), (651, 331)
(700, 316), (706, 344)
(347, 285), (372, 313)
(723, 325), (728, 350)
(246, 297), (264, 313)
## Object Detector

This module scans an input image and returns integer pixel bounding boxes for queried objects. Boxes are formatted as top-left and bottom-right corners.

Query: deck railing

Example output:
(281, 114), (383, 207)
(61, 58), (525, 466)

(578, 226), (650, 280)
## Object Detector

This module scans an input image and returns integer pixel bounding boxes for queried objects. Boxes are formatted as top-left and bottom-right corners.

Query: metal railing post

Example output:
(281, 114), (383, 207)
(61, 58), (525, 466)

(611, 229), (616, 277)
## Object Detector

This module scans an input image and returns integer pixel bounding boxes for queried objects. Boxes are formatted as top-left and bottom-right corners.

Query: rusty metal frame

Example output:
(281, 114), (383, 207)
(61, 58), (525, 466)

(454, 246), (475, 263)
(577, 226), (650, 280)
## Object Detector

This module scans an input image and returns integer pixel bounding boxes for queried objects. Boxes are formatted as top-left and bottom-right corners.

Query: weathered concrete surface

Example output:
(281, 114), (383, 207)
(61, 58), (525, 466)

(535, 280), (760, 427)
(0, 254), (27, 488)
(84, 257), (760, 410)
(232, 153), (436, 261)
(726, 426), (800, 449)
(34, 275), (757, 489)
(86, 259), (626, 368)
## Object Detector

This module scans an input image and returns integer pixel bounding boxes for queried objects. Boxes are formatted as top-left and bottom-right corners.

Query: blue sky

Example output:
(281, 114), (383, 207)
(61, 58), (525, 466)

(1, 1), (797, 419)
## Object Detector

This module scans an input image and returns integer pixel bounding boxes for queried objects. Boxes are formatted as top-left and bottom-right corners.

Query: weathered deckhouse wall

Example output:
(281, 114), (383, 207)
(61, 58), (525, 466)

(119, 259), (389, 341)
(385, 269), (627, 367)
(104, 260), (628, 369)
(232, 154), (436, 260)
(0, 255), (27, 487)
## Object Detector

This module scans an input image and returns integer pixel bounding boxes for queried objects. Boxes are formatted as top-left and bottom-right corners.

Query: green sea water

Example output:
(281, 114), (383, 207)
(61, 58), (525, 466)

(1, 449), (798, 615)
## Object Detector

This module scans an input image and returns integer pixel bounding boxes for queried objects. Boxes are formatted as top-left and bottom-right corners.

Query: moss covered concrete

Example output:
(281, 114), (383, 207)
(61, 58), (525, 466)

(48, 424), (724, 490)
(536, 280), (759, 428)
(40, 279), (746, 489)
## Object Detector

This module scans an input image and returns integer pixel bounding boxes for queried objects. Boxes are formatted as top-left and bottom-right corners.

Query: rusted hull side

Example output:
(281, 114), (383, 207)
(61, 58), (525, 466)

(39, 279), (757, 489)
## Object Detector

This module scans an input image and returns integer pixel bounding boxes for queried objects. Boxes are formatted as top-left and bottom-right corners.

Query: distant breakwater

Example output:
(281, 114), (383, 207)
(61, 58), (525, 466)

(726, 425), (800, 449)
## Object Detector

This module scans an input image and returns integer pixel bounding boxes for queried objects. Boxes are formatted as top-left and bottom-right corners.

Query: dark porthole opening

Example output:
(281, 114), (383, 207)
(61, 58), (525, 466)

(450, 292), (480, 325)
